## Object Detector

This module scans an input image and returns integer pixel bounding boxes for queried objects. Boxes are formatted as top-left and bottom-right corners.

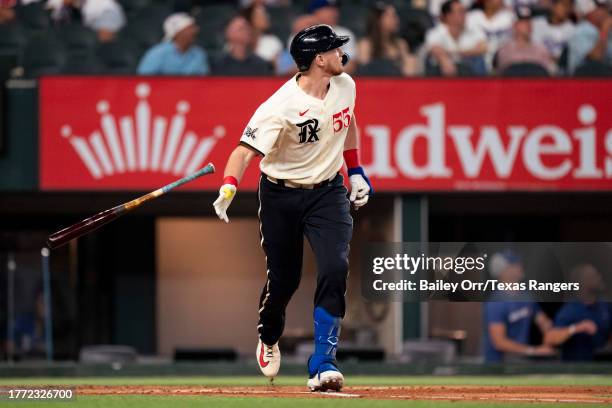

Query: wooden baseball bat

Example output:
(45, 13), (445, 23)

(46, 163), (215, 249)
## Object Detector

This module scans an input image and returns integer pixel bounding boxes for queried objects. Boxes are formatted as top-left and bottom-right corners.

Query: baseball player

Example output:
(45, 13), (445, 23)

(213, 24), (372, 392)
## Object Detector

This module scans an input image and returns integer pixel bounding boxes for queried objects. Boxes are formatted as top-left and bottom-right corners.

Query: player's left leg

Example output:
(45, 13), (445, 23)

(303, 174), (353, 391)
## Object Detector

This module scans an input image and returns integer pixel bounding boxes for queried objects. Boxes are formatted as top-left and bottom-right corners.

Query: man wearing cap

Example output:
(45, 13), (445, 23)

(567, 0), (612, 73)
(425, 0), (488, 76)
(496, 6), (556, 74)
(212, 24), (372, 392)
(482, 250), (555, 363)
(308, 0), (358, 72)
(137, 12), (209, 75)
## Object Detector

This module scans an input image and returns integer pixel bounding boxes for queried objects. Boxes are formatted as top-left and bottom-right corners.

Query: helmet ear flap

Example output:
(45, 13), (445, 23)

(341, 53), (350, 66)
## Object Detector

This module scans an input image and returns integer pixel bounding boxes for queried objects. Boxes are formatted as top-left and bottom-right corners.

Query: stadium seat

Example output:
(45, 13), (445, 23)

(339, 5), (368, 38)
(119, 19), (164, 58)
(290, 1), (308, 14)
(62, 54), (104, 75)
(573, 61), (612, 77)
(196, 4), (236, 25)
(196, 26), (225, 52)
(357, 58), (402, 76)
(96, 40), (138, 74)
(398, 7), (434, 52)
(195, 7), (232, 52)
(267, 7), (293, 45)
(128, 3), (172, 28)
(424, 57), (477, 77)
(22, 33), (67, 78)
(0, 23), (27, 63)
(15, 2), (51, 32)
(119, 0), (152, 18)
(54, 24), (98, 57)
(500, 62), (550, 77)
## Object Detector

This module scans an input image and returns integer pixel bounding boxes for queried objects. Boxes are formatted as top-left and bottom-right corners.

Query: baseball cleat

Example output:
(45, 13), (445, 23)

(256, 339), (280, 378)
(307, 370), (344, 392)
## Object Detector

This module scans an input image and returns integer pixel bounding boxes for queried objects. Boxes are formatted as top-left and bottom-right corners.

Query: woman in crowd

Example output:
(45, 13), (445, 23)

(240, 2), (283, 70)
(532, 0), (575, 61)
(466, 0), (516, 68)
(357, 1), (418, 76)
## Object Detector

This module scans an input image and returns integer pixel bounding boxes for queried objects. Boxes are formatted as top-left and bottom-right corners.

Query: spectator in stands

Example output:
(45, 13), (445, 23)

(425, 0), (488, 76)
(240, 0), (291, 6)
(46, 0), (125, 42)
(212, 15), (272, 76)
(308, 0), (357, 72)
(276, 14), (317, 75)
(496, 6), (556, 74)
(357, 2), (417, 76)
(429, 0), (474, 19)
(466, 0), (516, 68)
(0, 0), (16, 25)
(241, 3), (283, 70)
(138, 13), (209, 76)
(482, 250), (555, 363)
(544, 264), (611, 361)
(567, 0), (612, 73)
(532, 0), (575, 62)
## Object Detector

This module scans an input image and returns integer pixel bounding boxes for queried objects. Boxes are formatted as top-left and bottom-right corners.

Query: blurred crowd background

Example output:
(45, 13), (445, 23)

(0, 0), (611, 80)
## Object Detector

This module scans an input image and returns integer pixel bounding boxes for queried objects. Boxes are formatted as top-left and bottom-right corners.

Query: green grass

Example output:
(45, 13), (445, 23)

(0, 375), (611, 386)
(3, 395), (612, 408)
(1, 376), (611, 408)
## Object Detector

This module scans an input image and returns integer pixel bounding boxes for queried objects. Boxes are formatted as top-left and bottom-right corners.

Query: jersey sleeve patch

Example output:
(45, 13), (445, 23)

(239, 103), (283, 156)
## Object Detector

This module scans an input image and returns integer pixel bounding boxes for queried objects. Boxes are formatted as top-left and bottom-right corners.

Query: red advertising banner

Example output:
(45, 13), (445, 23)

(40, 77), (612, 191)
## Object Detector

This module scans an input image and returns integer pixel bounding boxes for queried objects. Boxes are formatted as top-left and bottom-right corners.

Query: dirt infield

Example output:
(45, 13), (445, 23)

(76, 385), (612, 404)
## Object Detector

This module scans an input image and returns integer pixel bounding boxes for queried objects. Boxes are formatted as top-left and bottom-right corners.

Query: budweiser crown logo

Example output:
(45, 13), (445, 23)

(61, 83), (225, 180)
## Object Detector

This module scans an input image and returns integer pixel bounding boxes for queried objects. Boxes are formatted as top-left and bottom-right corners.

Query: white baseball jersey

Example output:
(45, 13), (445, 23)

(425, 23), (487, 61)
(532, 17), (575, 59)
(240, 73), (356, 185)
(466, 9), (515, 67)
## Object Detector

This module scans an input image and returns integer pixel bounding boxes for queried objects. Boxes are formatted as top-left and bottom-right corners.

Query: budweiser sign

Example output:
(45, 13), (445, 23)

(40, 77), (612, 191)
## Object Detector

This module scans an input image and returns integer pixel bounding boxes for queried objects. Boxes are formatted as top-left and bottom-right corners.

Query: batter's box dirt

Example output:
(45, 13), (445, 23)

(76, 385), (612, 404)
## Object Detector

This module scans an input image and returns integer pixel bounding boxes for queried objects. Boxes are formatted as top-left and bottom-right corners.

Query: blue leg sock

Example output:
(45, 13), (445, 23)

(308, 307), (342, 377)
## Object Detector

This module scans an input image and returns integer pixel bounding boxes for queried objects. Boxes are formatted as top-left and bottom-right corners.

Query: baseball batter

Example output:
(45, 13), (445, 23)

(213, 24), (373, 392)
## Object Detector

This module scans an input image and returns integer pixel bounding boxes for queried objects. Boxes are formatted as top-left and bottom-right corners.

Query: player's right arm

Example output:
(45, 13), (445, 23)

(213, 101), (282, 223)
(224, 145), (259, 184)
(213, 145), (258, 223)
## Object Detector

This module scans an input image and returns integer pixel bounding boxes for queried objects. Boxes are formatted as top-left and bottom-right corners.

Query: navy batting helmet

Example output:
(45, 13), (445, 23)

(290, 24), (350, 72)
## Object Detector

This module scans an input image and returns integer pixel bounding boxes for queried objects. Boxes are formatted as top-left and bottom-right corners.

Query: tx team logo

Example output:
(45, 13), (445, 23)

(61, 83), (225, 179)
(297, 119), (320, 143)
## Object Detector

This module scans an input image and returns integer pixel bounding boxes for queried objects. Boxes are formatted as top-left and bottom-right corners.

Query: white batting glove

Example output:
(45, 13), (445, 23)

(349, 174), (370, 210)
(213, 184), (237, 223)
